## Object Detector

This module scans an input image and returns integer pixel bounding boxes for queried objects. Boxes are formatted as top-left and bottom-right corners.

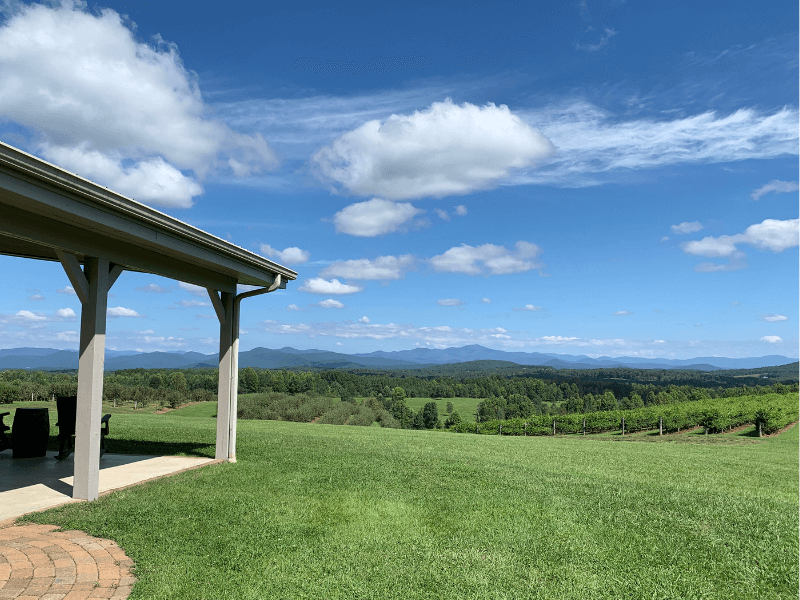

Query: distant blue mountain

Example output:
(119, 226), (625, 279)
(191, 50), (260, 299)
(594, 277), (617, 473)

(0, 345), (795, 372)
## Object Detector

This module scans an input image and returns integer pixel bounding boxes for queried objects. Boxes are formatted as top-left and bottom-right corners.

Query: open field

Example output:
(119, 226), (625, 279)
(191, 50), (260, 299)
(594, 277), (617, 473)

(404, 396), (480, 421)
(16, 406), (799, 599)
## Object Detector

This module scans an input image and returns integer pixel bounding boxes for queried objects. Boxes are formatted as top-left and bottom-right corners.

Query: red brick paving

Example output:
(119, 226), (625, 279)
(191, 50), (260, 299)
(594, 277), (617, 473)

(0, 524), (134, 599)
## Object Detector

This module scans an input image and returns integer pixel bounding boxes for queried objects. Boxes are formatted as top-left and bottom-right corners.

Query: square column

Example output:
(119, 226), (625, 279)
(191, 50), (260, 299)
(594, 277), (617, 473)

(74, 257), (109, 500)
(212, 291), (235, 461)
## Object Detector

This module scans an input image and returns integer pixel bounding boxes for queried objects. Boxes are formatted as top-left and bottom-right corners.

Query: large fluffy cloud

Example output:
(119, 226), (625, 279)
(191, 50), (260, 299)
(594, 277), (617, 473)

(312, 98), (555, 200)
(0, 2), (278, 207)
(320, 255), (415, 280)
(429, 241), (543, 275)
(332, 198), (424, 236)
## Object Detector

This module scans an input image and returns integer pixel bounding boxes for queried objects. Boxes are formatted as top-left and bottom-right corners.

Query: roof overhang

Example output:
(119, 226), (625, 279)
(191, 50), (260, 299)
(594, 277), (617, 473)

(0, 142), (296, 294)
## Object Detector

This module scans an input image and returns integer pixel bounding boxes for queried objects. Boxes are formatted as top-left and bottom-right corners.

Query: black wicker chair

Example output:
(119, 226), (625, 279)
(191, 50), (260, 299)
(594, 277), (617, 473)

(55, 396), (111, 461)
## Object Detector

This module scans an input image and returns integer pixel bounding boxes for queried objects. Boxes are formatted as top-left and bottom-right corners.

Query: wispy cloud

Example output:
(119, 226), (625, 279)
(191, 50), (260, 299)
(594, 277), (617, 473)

(515, 103), (799, 187)
(437, 299), (464, 307)
(613, 310), (632, 316)
(761, 314), (788, 322)
(751, 180), (799, 201)
(671, 221), (703, 234)
(514, 304), (542, 311)
(136, 283), (171, 293)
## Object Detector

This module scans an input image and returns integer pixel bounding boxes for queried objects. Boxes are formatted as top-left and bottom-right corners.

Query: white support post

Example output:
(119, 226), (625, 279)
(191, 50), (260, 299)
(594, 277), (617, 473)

(73, 257), (109, 501)
(228, 297), (240, 462)
(211, 290), (234, 461)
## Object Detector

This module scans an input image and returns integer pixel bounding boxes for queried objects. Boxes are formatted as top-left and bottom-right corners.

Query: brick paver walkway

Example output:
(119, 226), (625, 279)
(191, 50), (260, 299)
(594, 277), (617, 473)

(0, 523), (134, 599)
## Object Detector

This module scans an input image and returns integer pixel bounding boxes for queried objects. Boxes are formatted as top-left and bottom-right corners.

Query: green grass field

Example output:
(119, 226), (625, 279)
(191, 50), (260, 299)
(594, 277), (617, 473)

(16, 405), (799, 599)
(404, 396), (479, 421)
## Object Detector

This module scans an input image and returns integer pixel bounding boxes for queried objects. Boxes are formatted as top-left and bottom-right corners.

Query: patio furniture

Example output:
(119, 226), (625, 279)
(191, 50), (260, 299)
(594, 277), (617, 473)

(11, 407), (50, 458)
(55, 396), (112, 461)
(0, 411), (10, 451)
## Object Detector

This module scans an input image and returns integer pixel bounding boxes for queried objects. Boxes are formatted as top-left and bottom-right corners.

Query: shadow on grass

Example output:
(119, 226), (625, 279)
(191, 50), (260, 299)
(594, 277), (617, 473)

(106, 439), (214, 458)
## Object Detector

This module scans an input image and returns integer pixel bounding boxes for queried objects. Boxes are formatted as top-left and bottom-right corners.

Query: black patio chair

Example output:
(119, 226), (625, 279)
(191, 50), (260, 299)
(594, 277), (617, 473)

(55, 396), (112, 461)
(0, 411), (10, 452)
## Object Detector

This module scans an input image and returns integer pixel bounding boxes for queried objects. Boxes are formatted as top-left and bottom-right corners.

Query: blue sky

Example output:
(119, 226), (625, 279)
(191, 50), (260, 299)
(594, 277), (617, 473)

(0, 0), (797, 359)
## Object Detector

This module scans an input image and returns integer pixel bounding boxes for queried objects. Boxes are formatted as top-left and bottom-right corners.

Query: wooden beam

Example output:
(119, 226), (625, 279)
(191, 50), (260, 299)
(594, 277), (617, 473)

(55, 249), (89, 304)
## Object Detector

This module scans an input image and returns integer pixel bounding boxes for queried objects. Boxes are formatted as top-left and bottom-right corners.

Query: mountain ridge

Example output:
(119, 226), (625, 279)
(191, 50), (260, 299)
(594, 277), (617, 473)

(0, 345), (795, 371)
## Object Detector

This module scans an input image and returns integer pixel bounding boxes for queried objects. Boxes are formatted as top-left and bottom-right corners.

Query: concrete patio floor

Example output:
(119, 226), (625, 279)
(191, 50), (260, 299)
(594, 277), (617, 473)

(0, 450), (218, 523)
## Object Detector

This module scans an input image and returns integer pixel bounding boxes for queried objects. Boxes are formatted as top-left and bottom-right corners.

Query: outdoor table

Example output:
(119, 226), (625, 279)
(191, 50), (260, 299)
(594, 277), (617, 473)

(11, 407), (50, 458)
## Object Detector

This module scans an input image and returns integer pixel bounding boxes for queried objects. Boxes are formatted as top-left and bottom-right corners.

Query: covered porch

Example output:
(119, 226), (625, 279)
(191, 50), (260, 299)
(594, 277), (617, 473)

(0, 141), (296, 502)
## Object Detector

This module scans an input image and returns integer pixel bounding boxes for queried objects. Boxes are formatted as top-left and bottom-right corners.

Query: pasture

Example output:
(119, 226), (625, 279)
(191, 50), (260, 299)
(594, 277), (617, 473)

(18, 406), (799, 599)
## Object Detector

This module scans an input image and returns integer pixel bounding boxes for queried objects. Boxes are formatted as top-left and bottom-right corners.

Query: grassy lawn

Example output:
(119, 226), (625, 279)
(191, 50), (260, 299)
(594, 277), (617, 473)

(16, 409), (799, 599)
(404, 396), (480, 422)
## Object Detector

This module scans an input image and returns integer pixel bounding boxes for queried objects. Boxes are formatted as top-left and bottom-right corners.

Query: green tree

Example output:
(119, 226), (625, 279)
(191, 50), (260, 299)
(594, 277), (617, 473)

(241, 367), (259, 394)
(166, 371), (187, 393)
(444, 410), (462, 428)
(422, 401), (439, 429)
(599, 390), (617, 411)
(149, 374), (162, 389)
(446, 401), (454, 415)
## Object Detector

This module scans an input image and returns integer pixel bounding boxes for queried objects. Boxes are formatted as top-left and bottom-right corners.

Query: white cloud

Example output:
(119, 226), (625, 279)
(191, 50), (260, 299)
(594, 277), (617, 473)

(435, 208), (450, 221)
(682, 219), (799, 270)
(28, 294), (45, 301)
(178, 282), (207, 297)
(175, 299), (209, 307)
(515, 103), (799, 186)
(760, 335), (782, 344)
(57, 285), (76, 295)
(139, 329), (155, 334)
(613, 310), (632, 316)
(298, 278), (362, 295)
(671, 221), (703, 234)
(481, 297), (491, 304)
(40, 145), (202, 208)
(136, 283), (170, 293)
(15, 310), (46, 322)
(320, 255), (415, 280)
(751, 180), (799, 201)
(454, 205), (468, 216)
(438, 299), (464, 306)
(259, 244), (310, 265)
(55, 308), (76, 319)
(332, 198), (424, 237)
(576, 27), (618, 52)
(107, 306), (142, 318)
(287, 304), (303, 311)
(312, 98), (554, 200)
(762, 314), (788, 322)
(514, 304), (542, 311)
(0, 2), (278, 207)
(56, 330), (79, 342)
(430, 241), (543, 275)
(317, 299), (345, 309)
(358, 316), (370, 323)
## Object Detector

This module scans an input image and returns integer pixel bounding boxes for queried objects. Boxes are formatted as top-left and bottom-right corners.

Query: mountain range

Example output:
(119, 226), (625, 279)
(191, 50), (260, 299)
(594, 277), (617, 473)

(0, 345), (796, 372)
